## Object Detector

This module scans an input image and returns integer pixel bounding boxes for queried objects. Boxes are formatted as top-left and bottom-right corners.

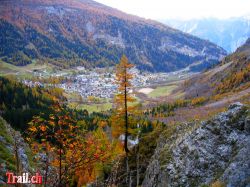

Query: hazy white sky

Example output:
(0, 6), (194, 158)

(95, 0), (250, 20)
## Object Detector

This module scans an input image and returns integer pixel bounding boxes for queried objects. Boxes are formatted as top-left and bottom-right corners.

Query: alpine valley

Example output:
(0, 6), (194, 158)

(0, 0), (249, 187)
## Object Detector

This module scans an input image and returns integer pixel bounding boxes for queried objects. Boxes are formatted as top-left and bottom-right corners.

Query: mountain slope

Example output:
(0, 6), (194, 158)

(181, 38), (250, 98)
(163, 17), (250, 53)
(0, 0), (226, 72)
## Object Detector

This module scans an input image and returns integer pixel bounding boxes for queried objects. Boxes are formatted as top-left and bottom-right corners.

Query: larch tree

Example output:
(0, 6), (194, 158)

(112, 54), (136, 183)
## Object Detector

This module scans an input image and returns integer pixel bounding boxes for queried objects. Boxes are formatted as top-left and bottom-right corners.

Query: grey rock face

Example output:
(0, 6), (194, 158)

(13, 130), (32, 173)
(245, 117), (250, 134)
(142, 103), (250, 187)
(0, 117), (33, 179)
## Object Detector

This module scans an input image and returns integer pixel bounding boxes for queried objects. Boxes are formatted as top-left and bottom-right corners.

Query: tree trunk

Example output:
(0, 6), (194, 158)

(126, 152), (130, 185)
(124, 71), (131, 186)
(59, 147), (62, 187)
(124, 80), (129, 153)
(129, 172), (132, 187)
(44, 152), (49, 187)
(136, 144), (140, 187)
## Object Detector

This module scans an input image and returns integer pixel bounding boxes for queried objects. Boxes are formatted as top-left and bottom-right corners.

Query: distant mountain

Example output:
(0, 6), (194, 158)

(163, 17), (250, 53)
(0, 0), (226, 72)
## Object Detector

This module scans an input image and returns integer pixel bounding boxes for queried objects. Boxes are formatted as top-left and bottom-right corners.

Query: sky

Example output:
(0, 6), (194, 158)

(94, 0), (250, 20)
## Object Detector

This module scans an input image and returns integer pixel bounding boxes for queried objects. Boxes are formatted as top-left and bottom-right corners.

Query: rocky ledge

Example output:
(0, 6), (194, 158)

(142, 102), (250, 187)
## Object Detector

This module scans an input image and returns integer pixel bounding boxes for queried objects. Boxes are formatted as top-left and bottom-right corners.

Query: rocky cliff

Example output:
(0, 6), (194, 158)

(142, 103), (250, 187)
(0, 117), (34, 184)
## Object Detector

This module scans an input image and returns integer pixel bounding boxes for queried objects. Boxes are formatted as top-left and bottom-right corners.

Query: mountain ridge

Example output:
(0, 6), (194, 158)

(163, 17), (250, 53)
(0, 0), (226, 72)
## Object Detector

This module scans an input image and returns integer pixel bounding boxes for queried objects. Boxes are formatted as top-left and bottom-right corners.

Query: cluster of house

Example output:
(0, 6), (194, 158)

(59, 72), (117, 98)
(22, 80), (43, 87)
(22, 67), (183, 99)
(59, 69), (151, 98)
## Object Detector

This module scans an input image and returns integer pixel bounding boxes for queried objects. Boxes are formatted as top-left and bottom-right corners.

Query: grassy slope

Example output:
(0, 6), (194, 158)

(68, 102), (113, 113)
(0, 60), (54, 78)
(148, 85), (178, 98)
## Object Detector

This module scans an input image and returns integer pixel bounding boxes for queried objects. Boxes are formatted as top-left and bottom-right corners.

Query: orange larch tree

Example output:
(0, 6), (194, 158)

(112, 54), (137, 183)
(112, 54), (136, 153)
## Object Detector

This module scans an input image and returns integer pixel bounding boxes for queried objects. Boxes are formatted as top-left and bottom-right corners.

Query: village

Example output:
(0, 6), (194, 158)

(57, 67), (169, 98)
(22, 66), (192, 99)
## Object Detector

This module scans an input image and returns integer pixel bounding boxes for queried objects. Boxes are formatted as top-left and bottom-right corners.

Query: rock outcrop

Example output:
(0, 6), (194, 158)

(143, 103), (250, 187)
(0, 117), (34, 184)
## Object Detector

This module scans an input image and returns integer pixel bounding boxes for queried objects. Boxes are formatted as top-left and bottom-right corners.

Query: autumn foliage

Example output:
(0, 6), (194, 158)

(216, 62), (250, 93)
(112, 55), (136, 153)
(27, 100), (121, 186)
(191, 97), (207, 106)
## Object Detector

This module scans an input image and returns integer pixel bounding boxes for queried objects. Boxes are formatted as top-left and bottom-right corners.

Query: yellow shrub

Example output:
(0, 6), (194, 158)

(210, 180), (226, 187)
(191, 97), (206, 106)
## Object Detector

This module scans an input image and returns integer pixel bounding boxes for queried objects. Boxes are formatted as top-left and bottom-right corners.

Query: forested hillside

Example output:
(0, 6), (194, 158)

(0, 0), (226, 72)
(0, 50), (249, 186)
(0, 77), (59, 130)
